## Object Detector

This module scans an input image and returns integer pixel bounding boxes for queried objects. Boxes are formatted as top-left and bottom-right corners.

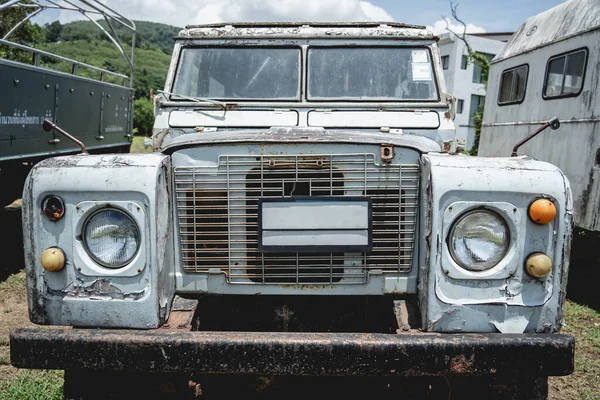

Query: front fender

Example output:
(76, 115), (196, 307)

(419, 154), (572, 333)
(22, 153), (175, 329)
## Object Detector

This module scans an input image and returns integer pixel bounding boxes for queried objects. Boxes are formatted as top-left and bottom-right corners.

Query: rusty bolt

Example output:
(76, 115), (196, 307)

(137, 269), (142, 273)
(381, 145), (394, 163)
(444, 270), (450, 275)
(513, 208), (517, 213)
(449, 206), (453, 211)
(77, 267), (82, 272)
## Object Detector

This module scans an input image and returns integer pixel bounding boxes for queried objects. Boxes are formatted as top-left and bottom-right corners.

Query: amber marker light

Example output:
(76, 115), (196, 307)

(528, 198), (556, 224)
(41, 247), (66, 272)
(525, 253), (552, 278)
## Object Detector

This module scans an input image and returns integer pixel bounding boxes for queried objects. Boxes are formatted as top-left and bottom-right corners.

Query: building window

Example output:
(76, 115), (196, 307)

(461, 55), (468, 70)
(469, 95), (484, 125)
(543, 48), (588, 99)
(472, 53), (495, 83)
(457, 99), (464, 114)
(441, 55), (449, 70)
(498, 64), (528, 105)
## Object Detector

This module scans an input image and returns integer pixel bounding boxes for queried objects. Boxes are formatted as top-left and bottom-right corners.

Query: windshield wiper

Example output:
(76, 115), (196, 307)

(157, 90), (228, 110)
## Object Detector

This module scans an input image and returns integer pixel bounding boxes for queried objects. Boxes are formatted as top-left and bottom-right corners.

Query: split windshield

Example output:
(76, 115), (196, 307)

(172, 46), (438, 101)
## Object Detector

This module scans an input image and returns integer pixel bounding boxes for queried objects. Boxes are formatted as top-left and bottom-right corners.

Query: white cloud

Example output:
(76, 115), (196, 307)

(42, 0), (394, 28)
(192, 0), (395, 25)
(427, 18), (486, 35)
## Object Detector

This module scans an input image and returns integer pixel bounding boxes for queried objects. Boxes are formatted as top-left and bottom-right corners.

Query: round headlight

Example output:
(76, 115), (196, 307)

(449, 210), (510, 271)
(83, 208), (140, 268)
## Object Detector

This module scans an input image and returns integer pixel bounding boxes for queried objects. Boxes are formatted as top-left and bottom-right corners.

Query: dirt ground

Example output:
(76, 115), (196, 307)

(0, 271), (36, 382)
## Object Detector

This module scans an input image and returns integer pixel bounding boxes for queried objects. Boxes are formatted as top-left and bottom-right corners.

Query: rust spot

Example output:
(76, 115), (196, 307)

(449, 355), (473, 374)
(381, 145), (394, 163)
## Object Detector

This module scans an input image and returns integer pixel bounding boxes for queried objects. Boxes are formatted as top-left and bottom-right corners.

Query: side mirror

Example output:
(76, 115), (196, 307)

(511, 117), (560, 156)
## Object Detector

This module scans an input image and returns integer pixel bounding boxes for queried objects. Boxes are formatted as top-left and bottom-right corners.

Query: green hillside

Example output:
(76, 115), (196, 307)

(1, 15), (180, 135)
(38, 20), (181, 100)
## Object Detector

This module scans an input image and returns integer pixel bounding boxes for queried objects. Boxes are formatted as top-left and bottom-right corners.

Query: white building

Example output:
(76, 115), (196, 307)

(438, 32), (512, 150)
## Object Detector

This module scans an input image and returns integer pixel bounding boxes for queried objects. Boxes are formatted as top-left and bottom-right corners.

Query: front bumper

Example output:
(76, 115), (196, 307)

(11, 328), (574, 377)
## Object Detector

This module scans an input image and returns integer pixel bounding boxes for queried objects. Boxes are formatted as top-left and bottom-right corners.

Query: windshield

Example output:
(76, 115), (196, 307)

(171, 46), (439, 102)
(173, 47), (300, 100)
(308, 47), (438, 101)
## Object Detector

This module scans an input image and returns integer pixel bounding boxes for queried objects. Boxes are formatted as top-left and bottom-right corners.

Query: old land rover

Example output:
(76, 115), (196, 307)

(11, 22), (574, 398)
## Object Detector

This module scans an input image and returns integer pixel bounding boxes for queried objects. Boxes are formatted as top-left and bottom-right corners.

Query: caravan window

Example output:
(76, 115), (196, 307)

(543, 48), (587, 99)
(498, 64), (528, 105)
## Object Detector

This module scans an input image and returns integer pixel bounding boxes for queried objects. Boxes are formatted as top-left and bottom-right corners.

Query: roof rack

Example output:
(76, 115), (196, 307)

(0, 0), (136, 88)
(184, 21), (426, 30)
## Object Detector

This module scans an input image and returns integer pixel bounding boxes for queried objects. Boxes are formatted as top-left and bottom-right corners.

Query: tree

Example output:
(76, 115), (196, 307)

(443, 0), (490, 155)
(45, 21), (62, 43)
(0, 1), (43, 63)
(133, 98), (155, 136)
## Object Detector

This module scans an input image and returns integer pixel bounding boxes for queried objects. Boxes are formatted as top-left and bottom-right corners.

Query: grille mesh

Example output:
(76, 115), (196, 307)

(175, 154), (419, 284)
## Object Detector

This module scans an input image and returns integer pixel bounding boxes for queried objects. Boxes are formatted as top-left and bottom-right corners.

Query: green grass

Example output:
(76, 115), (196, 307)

(0, 371), (63, 400)
(0, 271), (26, 296)
(130, 135), (154, 154)
(550, 301), (600, 399)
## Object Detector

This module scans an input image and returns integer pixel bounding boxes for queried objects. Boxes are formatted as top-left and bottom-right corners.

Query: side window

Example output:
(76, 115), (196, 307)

(472, 53), (495, 83)
(543, 48), (587, 99)
(469, 95), (484, 125)
(461, 55), (468, 70)
(498, 64), (528, 105)
(441, 55), (449, 70)
(457, 99), (464, 114)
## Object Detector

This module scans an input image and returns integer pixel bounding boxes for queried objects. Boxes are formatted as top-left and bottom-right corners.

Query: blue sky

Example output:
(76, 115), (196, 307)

(377, 0), (565, 32)
(28, 0), (568, 33)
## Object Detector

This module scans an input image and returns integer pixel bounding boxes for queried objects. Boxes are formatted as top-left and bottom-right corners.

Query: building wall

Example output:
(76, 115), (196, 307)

(438, 34), (509, 150)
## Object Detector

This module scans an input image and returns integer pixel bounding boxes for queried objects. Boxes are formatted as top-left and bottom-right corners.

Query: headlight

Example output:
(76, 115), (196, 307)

(449, 210), (509, 271)
(83, 208), (140, 268)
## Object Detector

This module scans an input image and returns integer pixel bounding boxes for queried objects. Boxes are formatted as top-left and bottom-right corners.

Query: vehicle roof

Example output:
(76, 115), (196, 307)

(177, 21), (436, 40)
(493, 0), (600, 63)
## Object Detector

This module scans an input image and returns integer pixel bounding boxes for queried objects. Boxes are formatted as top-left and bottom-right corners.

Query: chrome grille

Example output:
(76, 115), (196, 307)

(174, 154), (419, 284)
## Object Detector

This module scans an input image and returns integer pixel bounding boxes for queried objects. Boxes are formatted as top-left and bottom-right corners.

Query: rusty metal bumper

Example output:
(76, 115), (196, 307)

(10, 328), (574, 377)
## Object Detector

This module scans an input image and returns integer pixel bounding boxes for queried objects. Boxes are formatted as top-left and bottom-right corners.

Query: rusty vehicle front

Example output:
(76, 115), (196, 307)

(11, 22), (574, 398)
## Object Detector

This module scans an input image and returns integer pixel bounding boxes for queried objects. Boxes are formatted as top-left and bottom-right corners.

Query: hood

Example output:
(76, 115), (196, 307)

(160, 127), (442, 154)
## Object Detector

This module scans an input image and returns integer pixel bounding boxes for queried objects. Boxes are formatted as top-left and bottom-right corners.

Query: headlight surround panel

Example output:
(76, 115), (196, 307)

(72, 201), (146, 277)
(82, 208), (141, 268)
(441, 202), (521, 280)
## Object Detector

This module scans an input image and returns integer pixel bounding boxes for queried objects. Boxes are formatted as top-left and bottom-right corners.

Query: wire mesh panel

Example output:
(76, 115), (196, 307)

(174, 153), (419, 284)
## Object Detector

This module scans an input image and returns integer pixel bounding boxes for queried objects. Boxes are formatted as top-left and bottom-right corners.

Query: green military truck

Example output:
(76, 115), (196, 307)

(0, 0), (135, 206)
(0, 0), (135, 271)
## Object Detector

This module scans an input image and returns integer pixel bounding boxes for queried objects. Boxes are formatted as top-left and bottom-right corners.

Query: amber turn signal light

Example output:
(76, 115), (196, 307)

(41, 247), (66, 272)
(528, 198), (556, 224)
(525, 252), (552, 278)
